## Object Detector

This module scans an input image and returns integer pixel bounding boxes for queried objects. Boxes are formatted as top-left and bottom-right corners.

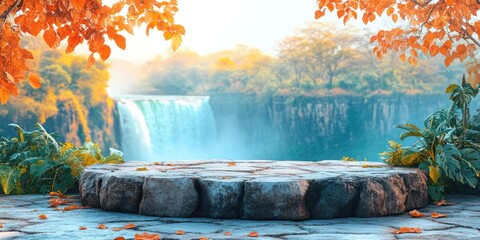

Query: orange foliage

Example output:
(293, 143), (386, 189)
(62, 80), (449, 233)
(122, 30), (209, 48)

(98, 224), (108, 229)
(0, 0), (184, 103)
(38, 214), (48, 219)
(435, 200), (455, 206)
(409, 209), (425, 218)
(175, 230), (185, 235)
(431, 212), (448, 218)
(393, 227), (422, 234)
(134, 232), (160, 240)
(48, 198), (73, 207)
(79, 226), (87, 230)
(123, 223), (136, 229)
(316, 0), (480, 85)
(247, 231), (259, 237)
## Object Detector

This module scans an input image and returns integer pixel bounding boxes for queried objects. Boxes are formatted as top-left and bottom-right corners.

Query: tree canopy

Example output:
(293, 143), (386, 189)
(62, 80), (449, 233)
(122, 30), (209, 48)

(316, 0), (480, 85)
(0, 0), (183, 104)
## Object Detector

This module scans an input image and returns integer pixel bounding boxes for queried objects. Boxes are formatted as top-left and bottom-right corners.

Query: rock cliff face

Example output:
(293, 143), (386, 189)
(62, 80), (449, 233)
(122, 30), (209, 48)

(209, 94), (456, 160)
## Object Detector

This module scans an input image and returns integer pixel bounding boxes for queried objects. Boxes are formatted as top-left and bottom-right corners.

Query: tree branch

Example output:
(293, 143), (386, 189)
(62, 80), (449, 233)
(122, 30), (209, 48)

(0, 0), (22, 37)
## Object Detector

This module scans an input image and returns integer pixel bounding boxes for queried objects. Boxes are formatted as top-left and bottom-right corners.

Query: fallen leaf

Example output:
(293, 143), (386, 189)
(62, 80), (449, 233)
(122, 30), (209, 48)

(0, 224), (3, 228)
(136, 167), (148, 171)
(393, 227), (422, 234)
(409, 209), (425, 218)
(124, 223), (135, 229)
(112, 227), (122, 231)
(38, 214), (48, 220)
(64, 204), (90, 211)
(224, 231), (232, 236)
(431, 212), (448, 218)
(79, 226), (87, 230)
(166, 163), (175, 166)
(199, 237), (208, 240)
(49, 198), (73, 207)
(435, 200), (454, 206)
(228, 162), (236, 166)
(49, 191), (68, 198)
(98, 224), (108, 229)
(247, 231), (259, 237)
(175, 230), (185, 235)
(153, 162), (162, 165)
(114, 237), (125, 240)
(134, 232), (160, 240)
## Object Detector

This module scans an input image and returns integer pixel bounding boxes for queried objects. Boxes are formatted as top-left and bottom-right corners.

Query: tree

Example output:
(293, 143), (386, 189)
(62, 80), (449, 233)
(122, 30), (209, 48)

(315, 0), (480, 84)
(0, 0), (184, 103)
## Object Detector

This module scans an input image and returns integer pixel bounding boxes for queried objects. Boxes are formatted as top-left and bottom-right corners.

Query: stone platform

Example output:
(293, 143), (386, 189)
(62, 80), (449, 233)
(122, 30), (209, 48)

(79, 160), (428, 220)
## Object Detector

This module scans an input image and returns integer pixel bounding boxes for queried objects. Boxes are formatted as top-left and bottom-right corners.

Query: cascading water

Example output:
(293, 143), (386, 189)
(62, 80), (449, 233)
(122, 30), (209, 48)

(116, 96), (217, 161)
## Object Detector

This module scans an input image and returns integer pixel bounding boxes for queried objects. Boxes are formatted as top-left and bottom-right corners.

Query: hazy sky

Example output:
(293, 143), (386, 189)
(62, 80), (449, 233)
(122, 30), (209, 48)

(105, 0), (340, 63)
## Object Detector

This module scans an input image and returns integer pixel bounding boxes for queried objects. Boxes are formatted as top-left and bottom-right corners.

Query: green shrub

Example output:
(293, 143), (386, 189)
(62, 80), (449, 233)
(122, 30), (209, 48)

(0, 123), (123, 195)
(380, 75), (480, 201)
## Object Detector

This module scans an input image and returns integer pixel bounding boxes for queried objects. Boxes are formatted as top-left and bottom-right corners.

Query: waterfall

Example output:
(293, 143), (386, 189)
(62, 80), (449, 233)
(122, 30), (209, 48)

(116, 96), (216, 161)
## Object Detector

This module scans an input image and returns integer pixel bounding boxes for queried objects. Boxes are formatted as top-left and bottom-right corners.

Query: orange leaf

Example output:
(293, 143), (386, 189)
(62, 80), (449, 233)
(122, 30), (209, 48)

(409, 209), (425, 218)
(134, 232), (161, 240)
(136, 167), (148, 171)
(247, 231), (259, 237)
(171, 33), (182, 51)
(99, 45), (111, 61)
(164, 32), (174, 41)
(431, 212), (448, 218)
(49, 198), (73, 207)
(113, 34), (126, 50)
(124, 223), (136, 229)
(224, 231), (232, 236)
(435, 200), (455, 206)
(79, 226), (87, 230)
(43, 28), (58, 48)
(1, 88), (10, 105)
(86, 53), (96, 68)
(38, 214), (48, 220)
(444, 56), (454, 67)
(112, 227), (122, 231)
(71, 0), (86, 9)
(98, 224), (108, 229)
(327, 3), (334, 11)
(114, 237), (125, 240)
(393, 227), (422, 234)
(199, 237), (208, 240)
(387, 7), (394, 16)
(392, 14), (398, 23)
(49, 191), (67, 198)
(175, 230), (185, 235)
(0, 224), (3, 228)
(228, 162), (236, 166)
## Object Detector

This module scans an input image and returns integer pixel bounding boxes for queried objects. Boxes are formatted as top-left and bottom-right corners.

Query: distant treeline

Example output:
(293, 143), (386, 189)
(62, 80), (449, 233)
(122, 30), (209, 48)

(0, 37), (117, 151)
(135, 22), (465, 96)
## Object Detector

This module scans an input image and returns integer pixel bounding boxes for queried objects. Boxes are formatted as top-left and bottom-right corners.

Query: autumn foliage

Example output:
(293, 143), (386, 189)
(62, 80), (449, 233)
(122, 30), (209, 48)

(0, 0), (184, 103)
(316, 0), (480, 85)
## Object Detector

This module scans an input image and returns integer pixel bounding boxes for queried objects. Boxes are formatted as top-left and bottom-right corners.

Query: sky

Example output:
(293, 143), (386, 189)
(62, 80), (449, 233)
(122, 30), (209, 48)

(105, 0), (352, 63)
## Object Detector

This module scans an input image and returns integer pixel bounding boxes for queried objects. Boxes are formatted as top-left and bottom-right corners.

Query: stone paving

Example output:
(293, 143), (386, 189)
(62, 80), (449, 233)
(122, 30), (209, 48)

(79, 160), (428, 219)
(0, 194), (479, 239)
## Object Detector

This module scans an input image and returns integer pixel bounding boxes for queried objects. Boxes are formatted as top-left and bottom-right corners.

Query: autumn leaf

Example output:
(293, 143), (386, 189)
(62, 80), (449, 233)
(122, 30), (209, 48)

(49, 198), (73, 207)
(166, 163), (175, 166)
(99, 45), (111, 61)
(224, 231), (232, 236)
(134, 232), (161, 240)
(123, 223), (135, 229)
(114, 237), (125, 240)
(136, 167), (148, 171)
(228, 162), (236, 166)
(28, 74), (42, 89)
(247, 231), (259, 237)
(71, 0), (86, 10)
(409, 209), (425, 218)
(49, 191), (68, 198)
(112, 227), (122, 231)
(63, 204), (90, 211)
(38, 214), (48, 220)
(199, 237), (208, 240)
(153, 162), (162, 165)
(393, 227), (422, 234)
(175, 230), (185, 235)
(1, 89), (10, 105)
(98, 224), (108, 229)
(171, 33), (182, 51)
(435, 200), (454, 206)
(0, 224), (3, 228)
(86, 53), (96, 68)
(431, 212), (448, 218)
(79, 226), (87, 230)
(113, 34), (127, 50)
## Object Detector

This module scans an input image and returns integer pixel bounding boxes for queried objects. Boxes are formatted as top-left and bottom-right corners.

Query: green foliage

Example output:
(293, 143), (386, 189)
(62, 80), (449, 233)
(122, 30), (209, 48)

(0, 123), (123, 195)
(380, 76), (480, 201)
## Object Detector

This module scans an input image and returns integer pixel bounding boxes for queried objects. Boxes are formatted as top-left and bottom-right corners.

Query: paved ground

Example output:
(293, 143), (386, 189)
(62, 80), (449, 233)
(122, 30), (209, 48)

(1, 194), (479, 239)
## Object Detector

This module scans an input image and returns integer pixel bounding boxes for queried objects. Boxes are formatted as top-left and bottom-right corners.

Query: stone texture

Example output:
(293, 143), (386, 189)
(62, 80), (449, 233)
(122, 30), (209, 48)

(138, 176), (198, 217)
(307, 177), (360, 218)
(79, 160), (428, 219)
(99, 173), (144, 213)
(243, 178), (310, 220)
(2, 194), (480, 239)
(199, 178), (244, 218)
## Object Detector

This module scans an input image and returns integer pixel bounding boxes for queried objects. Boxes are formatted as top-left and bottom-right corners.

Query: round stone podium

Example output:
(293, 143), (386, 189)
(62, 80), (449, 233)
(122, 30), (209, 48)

(79, 160), (428, 220)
